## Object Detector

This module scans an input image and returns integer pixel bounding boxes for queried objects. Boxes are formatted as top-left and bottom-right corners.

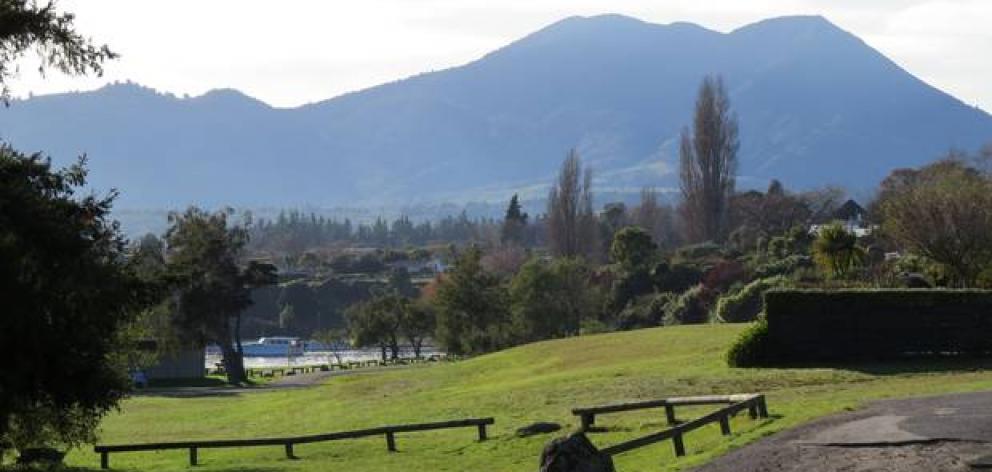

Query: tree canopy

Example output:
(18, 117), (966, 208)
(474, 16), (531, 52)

(0, 148), (149, 450)
(0, 0), (115, 100)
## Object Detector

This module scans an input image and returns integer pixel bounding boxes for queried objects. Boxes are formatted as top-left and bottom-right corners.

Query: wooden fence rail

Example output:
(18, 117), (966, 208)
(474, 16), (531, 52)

(93, 417), (494, 469)
(572, 394), (767, 432)
(590, 394), (768, 458)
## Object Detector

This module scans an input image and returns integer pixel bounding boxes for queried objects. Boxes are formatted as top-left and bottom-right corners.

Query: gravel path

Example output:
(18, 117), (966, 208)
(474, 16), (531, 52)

(692, 391), (992, 472)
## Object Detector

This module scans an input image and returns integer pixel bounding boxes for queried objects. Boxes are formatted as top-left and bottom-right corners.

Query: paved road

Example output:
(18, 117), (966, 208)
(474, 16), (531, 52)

(692, 391), (992, 472)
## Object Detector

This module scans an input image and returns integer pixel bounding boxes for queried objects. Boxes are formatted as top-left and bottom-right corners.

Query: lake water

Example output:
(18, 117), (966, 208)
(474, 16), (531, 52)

(205, 347), (443, 368)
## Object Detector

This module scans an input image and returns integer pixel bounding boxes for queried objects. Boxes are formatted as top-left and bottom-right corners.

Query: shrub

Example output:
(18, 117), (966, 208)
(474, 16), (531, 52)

(663, 285), (713, 325)
(675, 242), (724, 261)
(751, 255), (812, 279)
(714, 276), (790, 323)
(726, 319), (775, 367)
(617, 292), (675, 330)
(653, 261), (703, 293)
(702, 259), (748, 292)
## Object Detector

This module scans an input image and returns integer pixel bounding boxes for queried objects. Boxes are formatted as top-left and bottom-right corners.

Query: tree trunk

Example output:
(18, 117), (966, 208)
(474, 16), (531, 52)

(223, 316), (246, 384)
(410, 337), (423, 358)
(220, 343), (246, 384)
(389, 335), (400, 360)
(380, 343), (387, 362)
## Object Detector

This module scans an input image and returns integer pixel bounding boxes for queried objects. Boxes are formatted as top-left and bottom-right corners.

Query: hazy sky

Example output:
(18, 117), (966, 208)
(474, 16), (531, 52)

(10, 0), (992, 110)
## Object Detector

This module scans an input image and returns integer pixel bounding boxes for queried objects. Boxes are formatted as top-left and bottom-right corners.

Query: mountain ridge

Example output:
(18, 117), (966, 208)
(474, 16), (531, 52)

(0, 14), (989, 211)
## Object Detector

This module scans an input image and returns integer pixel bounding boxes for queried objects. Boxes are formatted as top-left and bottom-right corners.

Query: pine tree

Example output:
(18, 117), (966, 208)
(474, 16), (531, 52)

(500, 194), (529, 246)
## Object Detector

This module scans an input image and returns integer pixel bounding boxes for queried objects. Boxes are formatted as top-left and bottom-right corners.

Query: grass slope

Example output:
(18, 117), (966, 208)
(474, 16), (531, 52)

(67, 325), (992, 471)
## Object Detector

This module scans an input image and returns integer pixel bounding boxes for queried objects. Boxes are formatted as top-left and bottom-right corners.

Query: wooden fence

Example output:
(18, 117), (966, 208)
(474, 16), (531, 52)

(93, 417), (494, 469)
(572, 394), (768, 457)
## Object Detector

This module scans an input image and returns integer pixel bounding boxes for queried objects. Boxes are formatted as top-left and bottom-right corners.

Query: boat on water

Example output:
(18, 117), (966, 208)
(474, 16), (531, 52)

(240, 337), (304, 357)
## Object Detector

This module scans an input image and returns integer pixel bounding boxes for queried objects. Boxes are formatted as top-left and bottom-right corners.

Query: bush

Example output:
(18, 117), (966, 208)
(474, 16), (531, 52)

(663, 285), (713, 325)
(653, 261), (703, 293)
(764, 289), (992, 363)
(713, 276), (790, 323)
(701, 259), (748, 292)
(726, 319), (775, 367)
(751, 255), (812, 279)
(617, 292), (675, 330)
(675, 242), (724, 261)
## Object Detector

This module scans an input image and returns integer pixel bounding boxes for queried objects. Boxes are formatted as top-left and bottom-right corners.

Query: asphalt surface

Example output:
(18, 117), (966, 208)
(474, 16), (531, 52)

(692, 391), (992, 472)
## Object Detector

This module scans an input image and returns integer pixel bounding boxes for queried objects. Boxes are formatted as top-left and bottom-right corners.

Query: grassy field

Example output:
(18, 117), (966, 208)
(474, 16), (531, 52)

(64, 324), (992, 471)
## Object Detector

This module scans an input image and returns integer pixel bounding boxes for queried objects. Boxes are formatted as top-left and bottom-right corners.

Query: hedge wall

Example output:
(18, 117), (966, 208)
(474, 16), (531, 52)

(764, 289), (992, 362)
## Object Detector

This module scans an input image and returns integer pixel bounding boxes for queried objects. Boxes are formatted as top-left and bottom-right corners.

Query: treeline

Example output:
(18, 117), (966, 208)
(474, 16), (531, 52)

(248, 210), (545, 254)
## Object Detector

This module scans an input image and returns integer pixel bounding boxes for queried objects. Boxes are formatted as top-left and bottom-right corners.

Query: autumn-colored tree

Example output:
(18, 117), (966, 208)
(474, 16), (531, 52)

(878, 156), (992, 286)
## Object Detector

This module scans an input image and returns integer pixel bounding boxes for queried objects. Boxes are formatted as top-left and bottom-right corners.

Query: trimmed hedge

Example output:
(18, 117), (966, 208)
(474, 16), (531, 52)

(758, 289), (992, 364)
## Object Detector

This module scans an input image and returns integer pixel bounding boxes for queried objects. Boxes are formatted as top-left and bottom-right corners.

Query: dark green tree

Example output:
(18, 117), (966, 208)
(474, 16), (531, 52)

(0, 148), (150, 453)
(509, 258), (594, 342)
(434, 247), (510, 354)
(0, 0), (116, 101)
(346, 293), (404, 361)
(402, 299), (436, 358)
(608, 227), (659, 313)
(500, 194), (529, 246)
(164, 207), (277, 384)
(610, 226), (658, 272)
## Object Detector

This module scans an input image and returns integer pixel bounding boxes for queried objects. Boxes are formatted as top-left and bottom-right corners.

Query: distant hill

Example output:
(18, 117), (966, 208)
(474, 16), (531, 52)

(1, 14), (990, 211)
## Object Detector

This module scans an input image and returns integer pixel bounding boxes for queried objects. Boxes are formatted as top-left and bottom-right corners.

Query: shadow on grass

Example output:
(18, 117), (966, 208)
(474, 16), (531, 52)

(146, 377), (229, 389)
(811, 357), (992, 376)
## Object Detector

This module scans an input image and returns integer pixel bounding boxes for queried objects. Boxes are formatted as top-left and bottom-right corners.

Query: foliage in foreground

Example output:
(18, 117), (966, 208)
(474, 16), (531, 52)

(0, 147), (149, 452)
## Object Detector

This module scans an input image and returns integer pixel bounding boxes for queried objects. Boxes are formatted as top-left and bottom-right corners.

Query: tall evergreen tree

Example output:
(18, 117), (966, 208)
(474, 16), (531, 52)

(500, 194), (528, 246)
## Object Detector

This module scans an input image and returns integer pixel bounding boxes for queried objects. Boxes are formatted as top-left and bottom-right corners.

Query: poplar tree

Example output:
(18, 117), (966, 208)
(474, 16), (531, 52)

(679, 76), (739, 243)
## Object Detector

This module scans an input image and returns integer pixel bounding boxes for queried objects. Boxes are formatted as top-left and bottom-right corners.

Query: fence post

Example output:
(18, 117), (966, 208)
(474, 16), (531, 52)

(386, 432), (397, 452)
(719, 415), (732, 436)
(100, 451), (109, 469)
(581, 414), (595, 431)
(758, 396), (769, 418)
(665, 405), (677, 425)
(672, 433), (686, 457)
(285, 443), (295, 459)
(477, 423), (488, 441)
(189, 447), (198, 466)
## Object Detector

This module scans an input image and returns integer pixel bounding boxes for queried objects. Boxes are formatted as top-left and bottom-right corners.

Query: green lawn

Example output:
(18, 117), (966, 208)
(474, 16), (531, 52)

(66, 324), (992, 471)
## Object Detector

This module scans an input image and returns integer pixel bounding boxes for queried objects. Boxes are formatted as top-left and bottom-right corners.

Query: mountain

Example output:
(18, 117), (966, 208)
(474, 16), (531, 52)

(1, 14), (990, 211)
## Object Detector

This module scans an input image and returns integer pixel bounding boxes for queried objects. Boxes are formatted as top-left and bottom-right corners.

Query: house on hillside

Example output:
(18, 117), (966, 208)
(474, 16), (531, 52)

(833, 199), (868, 227)
(810, 199), (874, 237)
